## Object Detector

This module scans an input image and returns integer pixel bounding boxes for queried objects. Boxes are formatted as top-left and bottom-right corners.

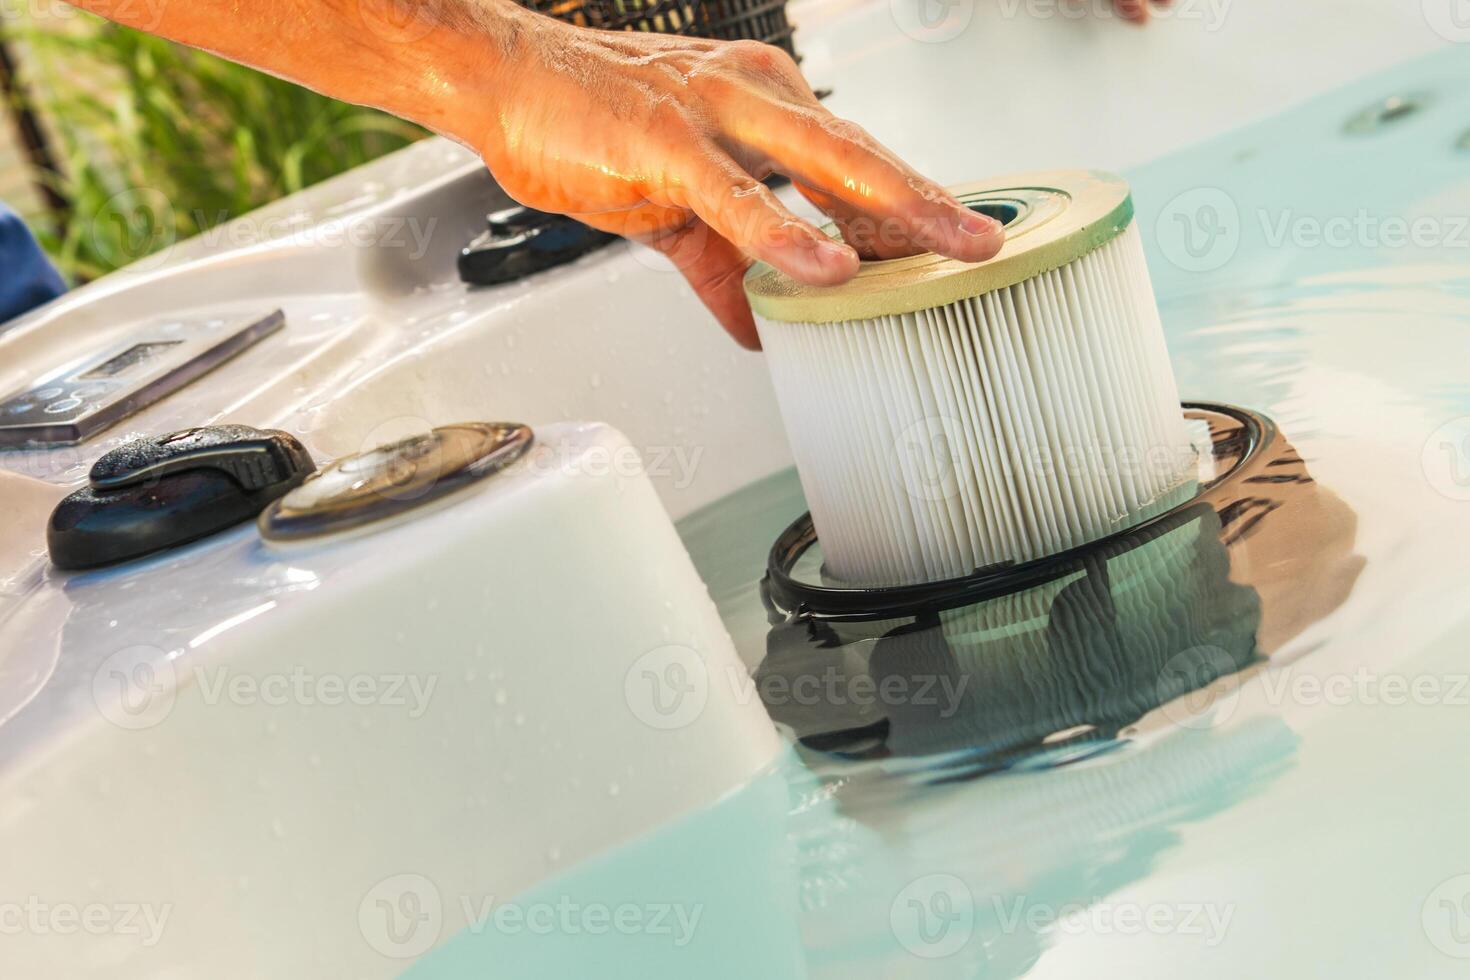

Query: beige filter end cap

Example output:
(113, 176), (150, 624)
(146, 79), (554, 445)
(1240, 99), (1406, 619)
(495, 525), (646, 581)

(743, 169), (1134, 324)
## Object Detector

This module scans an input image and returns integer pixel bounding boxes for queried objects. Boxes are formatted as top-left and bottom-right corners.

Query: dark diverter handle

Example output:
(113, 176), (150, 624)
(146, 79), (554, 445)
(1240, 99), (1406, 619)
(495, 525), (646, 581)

(48, 425), (315, 570)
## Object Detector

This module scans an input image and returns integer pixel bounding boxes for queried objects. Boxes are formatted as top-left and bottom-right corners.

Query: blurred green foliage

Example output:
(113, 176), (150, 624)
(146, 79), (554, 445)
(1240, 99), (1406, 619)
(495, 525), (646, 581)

(6, 12), (425, 281)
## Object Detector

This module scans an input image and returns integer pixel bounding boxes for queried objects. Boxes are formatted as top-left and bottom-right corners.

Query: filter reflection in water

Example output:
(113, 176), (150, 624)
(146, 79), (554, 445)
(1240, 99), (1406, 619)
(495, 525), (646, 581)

(755, 418), (1362, 777)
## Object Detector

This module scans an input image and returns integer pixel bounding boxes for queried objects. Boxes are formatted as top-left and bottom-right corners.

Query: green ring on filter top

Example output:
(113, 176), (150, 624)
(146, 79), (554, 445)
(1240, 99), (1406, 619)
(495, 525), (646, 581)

(743, 169), (1135, 324)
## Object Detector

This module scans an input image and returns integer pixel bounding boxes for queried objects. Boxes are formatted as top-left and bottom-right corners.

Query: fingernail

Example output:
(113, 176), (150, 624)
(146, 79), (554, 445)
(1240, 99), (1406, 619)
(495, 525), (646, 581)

(815, 238), (859, 270)
(956, 209), (1002, 238)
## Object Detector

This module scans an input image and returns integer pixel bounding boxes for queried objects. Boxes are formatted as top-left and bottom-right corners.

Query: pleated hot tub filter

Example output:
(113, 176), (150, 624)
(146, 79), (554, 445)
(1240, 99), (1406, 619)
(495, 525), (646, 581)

(745, 170), (1197, 587)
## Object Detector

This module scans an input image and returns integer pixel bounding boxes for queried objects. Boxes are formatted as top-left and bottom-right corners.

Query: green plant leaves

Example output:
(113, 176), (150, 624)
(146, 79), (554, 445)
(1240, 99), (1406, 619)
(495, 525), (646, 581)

(5, 10), (426, 281)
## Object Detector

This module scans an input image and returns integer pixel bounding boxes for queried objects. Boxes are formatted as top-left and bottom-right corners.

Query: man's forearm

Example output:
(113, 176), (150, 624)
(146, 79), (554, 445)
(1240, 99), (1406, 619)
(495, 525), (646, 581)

(67, 0), (526, 144)
(60, 0), (1007, 345)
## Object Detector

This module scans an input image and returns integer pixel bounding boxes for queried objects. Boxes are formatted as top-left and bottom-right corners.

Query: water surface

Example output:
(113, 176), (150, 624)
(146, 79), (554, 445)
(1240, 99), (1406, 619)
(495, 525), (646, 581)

(410, 48), (1470, 979)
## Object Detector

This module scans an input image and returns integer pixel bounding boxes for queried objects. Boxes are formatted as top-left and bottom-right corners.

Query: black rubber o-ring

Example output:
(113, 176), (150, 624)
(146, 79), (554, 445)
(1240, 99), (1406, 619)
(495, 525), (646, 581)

(762, 402), (1273, 622)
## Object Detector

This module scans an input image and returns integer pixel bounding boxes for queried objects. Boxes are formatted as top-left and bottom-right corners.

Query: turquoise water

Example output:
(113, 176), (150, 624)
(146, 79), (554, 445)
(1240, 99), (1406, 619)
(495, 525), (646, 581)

(409, 48), (1470, 978)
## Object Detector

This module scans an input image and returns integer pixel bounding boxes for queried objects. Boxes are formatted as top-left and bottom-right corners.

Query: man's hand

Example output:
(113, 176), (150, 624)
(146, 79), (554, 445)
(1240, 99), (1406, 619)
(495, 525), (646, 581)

(474, 23), (1003, 347)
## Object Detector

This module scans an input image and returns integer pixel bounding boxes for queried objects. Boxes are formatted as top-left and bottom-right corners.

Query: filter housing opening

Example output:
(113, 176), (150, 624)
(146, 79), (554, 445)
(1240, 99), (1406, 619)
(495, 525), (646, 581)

(967, 199), (1024, 228)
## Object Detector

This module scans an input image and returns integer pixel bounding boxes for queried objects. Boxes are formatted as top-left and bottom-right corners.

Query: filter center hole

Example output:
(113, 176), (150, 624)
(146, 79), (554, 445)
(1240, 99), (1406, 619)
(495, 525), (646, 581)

(838, 194), (1034, 265)
(968, 200), (1022, 227)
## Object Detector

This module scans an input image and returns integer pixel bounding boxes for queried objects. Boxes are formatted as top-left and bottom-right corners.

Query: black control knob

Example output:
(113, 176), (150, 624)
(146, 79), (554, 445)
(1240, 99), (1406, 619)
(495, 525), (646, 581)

(48, 425), (315, 570)
(458, 206), (617, 286)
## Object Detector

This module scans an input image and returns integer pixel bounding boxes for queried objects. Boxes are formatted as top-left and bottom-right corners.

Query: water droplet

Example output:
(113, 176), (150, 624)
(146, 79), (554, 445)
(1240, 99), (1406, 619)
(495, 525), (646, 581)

(1343, 92), (1428, 135)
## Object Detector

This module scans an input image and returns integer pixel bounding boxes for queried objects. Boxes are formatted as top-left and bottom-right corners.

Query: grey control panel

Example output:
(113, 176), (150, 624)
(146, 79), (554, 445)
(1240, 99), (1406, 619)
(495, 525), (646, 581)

(0, 309), (284, 448)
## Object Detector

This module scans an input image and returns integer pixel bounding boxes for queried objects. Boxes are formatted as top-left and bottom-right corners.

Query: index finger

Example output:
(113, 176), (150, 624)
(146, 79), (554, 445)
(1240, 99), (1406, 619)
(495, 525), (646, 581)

(730, 107), (1005, 263)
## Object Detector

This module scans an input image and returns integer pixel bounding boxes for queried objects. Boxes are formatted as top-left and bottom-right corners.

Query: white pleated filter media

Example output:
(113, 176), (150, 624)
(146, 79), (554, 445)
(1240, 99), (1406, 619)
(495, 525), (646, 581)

(747, 174), (1197, 587)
